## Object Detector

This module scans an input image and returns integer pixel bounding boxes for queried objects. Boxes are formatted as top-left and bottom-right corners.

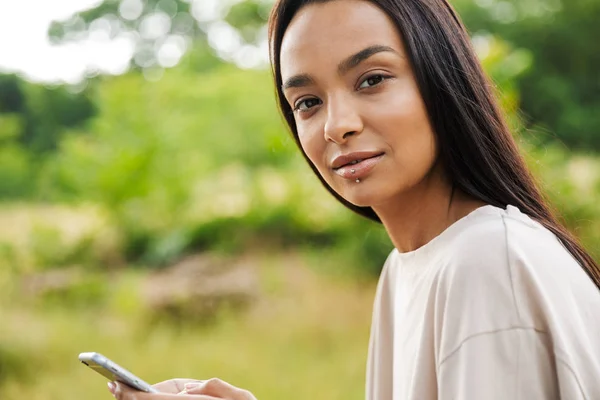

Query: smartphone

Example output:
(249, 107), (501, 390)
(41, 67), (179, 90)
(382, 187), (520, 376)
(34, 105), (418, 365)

(79, 352), (160, 393)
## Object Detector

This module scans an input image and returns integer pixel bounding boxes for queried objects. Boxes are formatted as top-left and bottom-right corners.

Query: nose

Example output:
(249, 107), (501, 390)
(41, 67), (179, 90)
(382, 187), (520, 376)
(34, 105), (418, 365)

(323, 94), (364, 144)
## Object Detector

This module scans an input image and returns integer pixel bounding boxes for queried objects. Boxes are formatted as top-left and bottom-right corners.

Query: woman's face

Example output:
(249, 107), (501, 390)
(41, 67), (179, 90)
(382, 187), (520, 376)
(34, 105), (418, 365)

(280, 0), (440, 209)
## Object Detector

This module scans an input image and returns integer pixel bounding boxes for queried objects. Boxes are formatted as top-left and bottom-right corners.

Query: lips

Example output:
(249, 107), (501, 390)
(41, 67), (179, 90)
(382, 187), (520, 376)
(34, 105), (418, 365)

(331, 151), (384, 180)
(331, 151), (384, 169)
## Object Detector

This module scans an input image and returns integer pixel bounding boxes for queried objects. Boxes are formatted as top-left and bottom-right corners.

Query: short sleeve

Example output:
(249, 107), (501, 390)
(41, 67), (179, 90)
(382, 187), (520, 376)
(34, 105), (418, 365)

(438, 327), (562, 399)
(434, 211), (598, 399)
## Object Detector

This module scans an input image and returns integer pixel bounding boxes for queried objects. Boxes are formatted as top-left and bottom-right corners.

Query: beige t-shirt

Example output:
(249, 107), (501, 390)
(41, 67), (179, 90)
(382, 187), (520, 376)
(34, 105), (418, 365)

(366, 205), (600, 400)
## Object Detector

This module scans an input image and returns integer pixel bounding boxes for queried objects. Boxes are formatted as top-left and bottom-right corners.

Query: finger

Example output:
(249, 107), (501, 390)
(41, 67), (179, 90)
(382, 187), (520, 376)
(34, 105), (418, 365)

(153, 379), (203, 394)
(113, 381), (220, 400)
(113, 381), (150, 400)
(183, 378), (253, 399)
(177, 381), (205, 395)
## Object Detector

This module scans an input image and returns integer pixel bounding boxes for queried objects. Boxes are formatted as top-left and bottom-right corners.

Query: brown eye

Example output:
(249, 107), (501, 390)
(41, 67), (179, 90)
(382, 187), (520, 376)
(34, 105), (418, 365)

(358, 74), (386, 89)
(295, 98), (322, 112)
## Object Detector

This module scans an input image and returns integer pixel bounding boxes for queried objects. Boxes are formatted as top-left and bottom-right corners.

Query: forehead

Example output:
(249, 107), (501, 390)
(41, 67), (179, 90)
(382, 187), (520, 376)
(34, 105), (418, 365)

(280, 0), (403, 77)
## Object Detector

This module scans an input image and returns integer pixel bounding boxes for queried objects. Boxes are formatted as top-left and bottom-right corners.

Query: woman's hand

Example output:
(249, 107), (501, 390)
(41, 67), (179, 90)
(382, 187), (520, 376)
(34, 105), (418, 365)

(108, 378), (257, 400)
(154, 379), (204, 394)
(180, 379), (256, 399)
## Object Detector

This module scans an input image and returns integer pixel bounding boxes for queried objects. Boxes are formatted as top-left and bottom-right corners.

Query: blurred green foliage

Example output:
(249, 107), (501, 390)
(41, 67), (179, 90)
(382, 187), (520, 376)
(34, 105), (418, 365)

(454, 0), (600, 150)
(1, 0), (599, 273)
(0, 74), (95, 197)
(49, 0), (203, 72)
(0, 74), (96, 154)
(225, 0), (272, 43)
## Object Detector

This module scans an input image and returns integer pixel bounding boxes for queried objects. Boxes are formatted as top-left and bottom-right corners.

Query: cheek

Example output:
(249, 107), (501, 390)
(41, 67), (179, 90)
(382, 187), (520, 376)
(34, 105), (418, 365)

(375, 90), (438, 175)
(297, 125), (328, 173)
(392, 115), (438, 178)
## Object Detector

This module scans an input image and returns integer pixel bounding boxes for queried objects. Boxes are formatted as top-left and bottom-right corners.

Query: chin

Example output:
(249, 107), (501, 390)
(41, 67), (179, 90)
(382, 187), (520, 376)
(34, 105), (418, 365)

(327, 176), (394, 208)
(340, 189), (381, 208)
(338, 180), (402, 209)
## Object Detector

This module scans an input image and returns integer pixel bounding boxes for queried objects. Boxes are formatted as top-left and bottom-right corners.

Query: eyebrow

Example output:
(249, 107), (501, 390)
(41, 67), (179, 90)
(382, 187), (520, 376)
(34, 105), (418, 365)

(281, 44), (399, 91)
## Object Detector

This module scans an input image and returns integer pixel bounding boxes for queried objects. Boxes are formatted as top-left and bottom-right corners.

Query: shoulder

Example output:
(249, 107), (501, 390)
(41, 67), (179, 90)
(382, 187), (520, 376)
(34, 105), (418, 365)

(433, 207), (516, 322)
(439, 205), (573, 285)
(434, 205), (597, 329)
(429, 207), (549, 349)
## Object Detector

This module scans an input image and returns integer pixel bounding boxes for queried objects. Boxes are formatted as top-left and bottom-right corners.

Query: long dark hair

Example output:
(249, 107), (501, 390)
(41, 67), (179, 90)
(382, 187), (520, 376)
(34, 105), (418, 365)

(268, 0), (600, 288)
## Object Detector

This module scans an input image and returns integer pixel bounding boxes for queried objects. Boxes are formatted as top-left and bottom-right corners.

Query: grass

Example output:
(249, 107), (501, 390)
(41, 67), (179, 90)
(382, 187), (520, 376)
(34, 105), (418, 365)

(0, 250), (377, 400)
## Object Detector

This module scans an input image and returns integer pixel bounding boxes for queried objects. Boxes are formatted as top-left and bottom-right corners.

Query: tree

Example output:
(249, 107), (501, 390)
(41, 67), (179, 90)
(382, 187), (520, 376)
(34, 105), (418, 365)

(0, 74), (96, 154)
(454, 0), (600, 150)
(0, 62), (95, 199)
(48, 0), (269, 75)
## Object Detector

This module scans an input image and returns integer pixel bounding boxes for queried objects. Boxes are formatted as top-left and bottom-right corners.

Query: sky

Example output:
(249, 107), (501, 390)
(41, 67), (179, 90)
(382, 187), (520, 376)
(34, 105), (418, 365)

(0, 0), (268, 84)
(0, 0), (127, 83)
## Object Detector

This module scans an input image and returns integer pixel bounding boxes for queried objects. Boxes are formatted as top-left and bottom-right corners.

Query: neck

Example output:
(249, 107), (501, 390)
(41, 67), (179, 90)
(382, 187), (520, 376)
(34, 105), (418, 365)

(372, 166), (487, 253)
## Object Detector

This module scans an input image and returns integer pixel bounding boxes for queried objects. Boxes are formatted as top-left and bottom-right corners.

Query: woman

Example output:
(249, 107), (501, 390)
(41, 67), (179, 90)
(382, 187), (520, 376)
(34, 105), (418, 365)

(110, 0), (600, 399)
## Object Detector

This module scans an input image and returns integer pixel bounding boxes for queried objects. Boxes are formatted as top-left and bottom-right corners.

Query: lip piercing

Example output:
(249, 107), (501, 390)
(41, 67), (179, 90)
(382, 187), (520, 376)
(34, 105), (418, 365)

(351, 169), (356, 174)
(355, 179), (360, 183)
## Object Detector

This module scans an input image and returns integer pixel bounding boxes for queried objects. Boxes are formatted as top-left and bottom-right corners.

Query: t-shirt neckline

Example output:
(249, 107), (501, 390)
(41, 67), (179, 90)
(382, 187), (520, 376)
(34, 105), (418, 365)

(393, 204), (507, 262)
